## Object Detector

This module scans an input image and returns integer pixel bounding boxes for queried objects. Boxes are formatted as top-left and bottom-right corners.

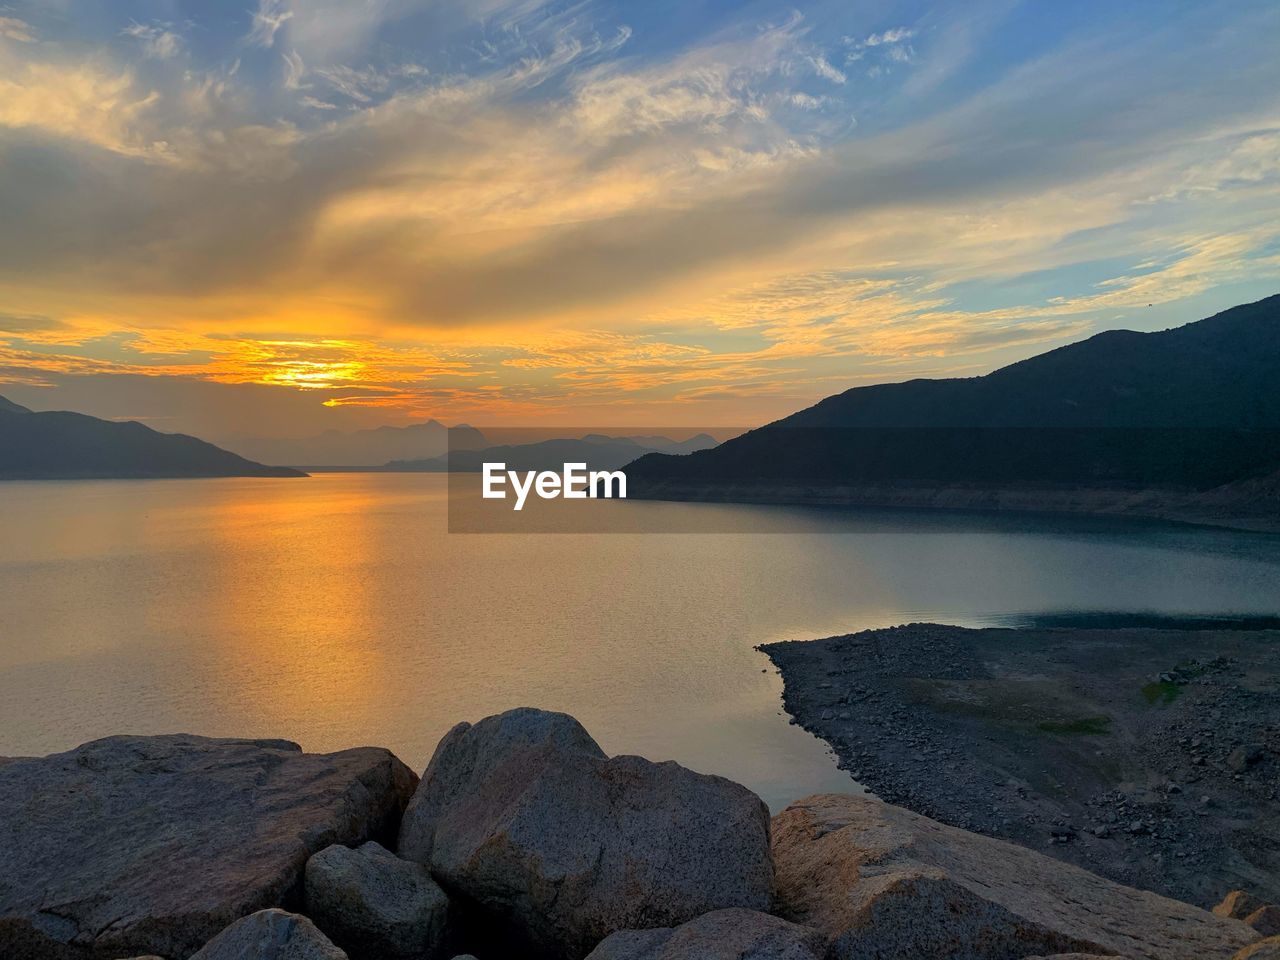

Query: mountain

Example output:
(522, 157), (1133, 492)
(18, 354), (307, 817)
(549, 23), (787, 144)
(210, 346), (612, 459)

(618, 433), (720, 455)
(628, 295), (1280, 522)
(222, 422), (487, 467)
(0, 397), (305, 479)
(387, 433), (720, 473)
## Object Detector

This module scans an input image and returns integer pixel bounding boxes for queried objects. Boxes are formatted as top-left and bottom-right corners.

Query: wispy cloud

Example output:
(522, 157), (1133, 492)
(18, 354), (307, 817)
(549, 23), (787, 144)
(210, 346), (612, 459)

(246, 0), (292, 49)
(122, 22), (184, 60)
(864, 27), (914, 46)
(808, 55), (846, 85)
(282, 49), (306, 90)
(0, 15), (34, 42)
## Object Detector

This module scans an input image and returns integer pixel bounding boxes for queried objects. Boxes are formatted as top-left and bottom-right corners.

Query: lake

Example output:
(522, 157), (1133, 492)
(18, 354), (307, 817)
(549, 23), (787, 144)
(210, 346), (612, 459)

(2, 473), (1279, 810)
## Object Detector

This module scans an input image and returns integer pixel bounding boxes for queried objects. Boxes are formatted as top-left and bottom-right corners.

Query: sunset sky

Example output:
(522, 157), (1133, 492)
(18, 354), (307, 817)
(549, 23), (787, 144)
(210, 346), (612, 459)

(1, 0), (1279, 439)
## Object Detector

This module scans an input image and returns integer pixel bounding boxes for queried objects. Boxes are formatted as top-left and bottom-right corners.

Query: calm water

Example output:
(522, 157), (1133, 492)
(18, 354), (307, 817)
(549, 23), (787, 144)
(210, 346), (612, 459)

(2, 473), (1279, 809)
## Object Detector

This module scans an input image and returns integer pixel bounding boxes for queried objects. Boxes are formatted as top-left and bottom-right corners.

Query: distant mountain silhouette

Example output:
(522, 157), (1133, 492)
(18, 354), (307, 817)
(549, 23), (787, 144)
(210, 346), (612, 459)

(0, 397), (305, 479)
(629, 295), (1280, 508)
(223, 421), (487, 467)
(578, 433), (720, 454)
(389, 433), (719, 473)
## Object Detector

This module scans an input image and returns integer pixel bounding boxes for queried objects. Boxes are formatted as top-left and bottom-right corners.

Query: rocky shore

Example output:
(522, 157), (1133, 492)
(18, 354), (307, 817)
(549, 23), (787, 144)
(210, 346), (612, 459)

(762, 624), (1280, 908)
(1, 707), (1277, 960)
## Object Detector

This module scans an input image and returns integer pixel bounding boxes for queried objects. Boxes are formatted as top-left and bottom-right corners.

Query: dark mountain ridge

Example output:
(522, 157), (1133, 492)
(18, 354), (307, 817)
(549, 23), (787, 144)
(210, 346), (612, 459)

(0, 398), (305, 479)
(775, 294), (1280, 430)
(628, 295), (1280, 526)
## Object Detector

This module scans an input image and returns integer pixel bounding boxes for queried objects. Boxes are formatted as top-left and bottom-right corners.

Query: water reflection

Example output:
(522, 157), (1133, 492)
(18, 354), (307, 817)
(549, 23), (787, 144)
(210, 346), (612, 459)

(1, 474), (1278, 810)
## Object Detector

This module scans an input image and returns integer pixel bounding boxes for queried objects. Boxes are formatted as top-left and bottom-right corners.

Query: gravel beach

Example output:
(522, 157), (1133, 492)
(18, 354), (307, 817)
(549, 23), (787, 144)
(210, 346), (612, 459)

(762, 623), (1280, 907)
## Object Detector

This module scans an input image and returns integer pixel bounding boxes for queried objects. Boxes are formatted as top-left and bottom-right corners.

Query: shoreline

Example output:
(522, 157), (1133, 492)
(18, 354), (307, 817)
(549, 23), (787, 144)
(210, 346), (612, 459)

(630, 479), (1280, 533)
(761, 622), (1280, 908)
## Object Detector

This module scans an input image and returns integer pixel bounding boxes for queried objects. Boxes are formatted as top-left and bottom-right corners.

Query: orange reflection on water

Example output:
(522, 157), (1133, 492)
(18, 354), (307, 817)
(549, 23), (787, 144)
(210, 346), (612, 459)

(186, 478), (402, 740)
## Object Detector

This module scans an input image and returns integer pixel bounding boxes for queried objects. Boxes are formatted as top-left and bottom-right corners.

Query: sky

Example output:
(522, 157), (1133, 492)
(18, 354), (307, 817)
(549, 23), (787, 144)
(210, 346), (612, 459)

(0, 0), (1278, 439)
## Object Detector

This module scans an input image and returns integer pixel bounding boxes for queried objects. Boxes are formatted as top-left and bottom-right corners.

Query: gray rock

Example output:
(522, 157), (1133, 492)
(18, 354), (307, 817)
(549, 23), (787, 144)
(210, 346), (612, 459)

(1218, 891), (1269, 919)
(305, 841), (449, 960)
(0, 734), (417, 959)
(398, 708), (773, 959)
(585, 909), (822, 960)
(190, 909), (346, 960)
(772, 794), (1259, 960)
(1247, 907), (1280, 938)
(1236, 937), (1280, 960)
(1228, 745), (1266, 771)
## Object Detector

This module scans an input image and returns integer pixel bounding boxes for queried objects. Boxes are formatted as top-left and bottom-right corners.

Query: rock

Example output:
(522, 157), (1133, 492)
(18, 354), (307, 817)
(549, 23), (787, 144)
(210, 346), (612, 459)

(1247, 907), (1280, 938)
(1228, 745), (1266, 772)
(0, 734), (417, 959)
(771, 794), (1259, 960)
(305, 841), (449, 960)
(398, 708), (773, 959)
(190, 909), (347, 960)
(1219, 891), (1269, 919)
(1236, 937), (1280, 960)
(585, 909), (823, 960)
(1023, 956), (1128, 960)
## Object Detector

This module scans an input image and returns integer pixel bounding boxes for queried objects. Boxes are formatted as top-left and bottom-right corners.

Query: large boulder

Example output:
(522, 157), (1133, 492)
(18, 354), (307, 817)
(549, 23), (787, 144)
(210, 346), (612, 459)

(1220, 892), (1270, 919)
(585, 909), (823, 960)
(189, 909), (346, 960)
(772, 794), (1258, 960)
(0, 735), (417, 959)
(304, 841), (450, 960)
(398, 708), (773, 959)
(1248, 907), (1280, 938)
(1237, 938), (1280, 960)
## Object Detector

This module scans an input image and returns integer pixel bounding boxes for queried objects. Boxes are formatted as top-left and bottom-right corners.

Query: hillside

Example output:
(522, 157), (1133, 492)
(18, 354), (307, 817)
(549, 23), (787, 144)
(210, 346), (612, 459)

(628, 295), (1280, 525)
(0, 398), (306, 479)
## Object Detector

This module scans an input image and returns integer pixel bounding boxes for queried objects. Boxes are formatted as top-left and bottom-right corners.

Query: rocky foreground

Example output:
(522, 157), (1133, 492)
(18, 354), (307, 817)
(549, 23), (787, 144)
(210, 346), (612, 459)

(0, 708), (1277, 960)
(762, 624), (1280, 906)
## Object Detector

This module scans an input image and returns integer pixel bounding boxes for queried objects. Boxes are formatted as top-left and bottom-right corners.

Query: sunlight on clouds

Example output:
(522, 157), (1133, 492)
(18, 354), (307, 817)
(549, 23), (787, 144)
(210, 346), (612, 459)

(0, 58), (169, 160)
(0, 1), (1278, 429)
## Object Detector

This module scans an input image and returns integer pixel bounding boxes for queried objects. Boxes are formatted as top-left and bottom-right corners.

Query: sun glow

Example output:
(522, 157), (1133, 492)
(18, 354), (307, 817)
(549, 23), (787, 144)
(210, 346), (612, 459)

(0, 2), (1278, 433)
